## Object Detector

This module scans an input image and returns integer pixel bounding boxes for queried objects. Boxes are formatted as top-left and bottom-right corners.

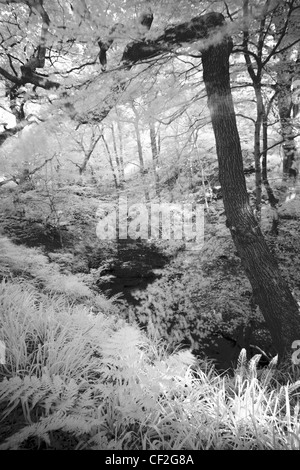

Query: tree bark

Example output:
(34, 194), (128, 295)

(201, 13), (300, 360)
(253, 85), (263, 217)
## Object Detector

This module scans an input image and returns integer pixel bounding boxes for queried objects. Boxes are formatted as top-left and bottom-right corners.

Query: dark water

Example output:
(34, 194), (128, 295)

(94, 239), (172, 303)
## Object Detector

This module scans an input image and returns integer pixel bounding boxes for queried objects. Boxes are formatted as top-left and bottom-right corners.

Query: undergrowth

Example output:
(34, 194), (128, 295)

(1, 237), (300, 450)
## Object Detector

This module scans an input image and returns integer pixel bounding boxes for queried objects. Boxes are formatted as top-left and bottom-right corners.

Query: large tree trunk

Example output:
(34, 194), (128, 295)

(201, 19), (300, 360)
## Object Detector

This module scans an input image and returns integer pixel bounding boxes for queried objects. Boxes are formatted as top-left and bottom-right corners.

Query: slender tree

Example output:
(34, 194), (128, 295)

(131, 102), (151, 204)
(272, 1), (300, 177)
(149, 119), (160, 198)
(73, 126), (102, 175)
(110, 122), (125, 189)
(115, 108), (126, 187)
(101, 134), (119, 190)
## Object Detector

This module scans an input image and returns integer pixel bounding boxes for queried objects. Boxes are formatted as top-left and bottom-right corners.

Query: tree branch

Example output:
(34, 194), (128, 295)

(242, 0), (259, 84)
(0, 65), (21, 84)
(0, 0), (59, 92)
(0, 121), (29, 146)
(0, 152), (57, 186)
(122, 13), (227, 65)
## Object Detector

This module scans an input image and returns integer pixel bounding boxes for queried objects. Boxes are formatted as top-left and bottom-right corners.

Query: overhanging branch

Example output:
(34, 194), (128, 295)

(75, 12), (228, 125)
(0, 9), (229, 127)
(121, 13), (227, 65)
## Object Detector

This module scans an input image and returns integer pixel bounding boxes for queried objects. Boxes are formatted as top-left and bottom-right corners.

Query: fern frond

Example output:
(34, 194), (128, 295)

(0, 375), (39, 419)
(268, 355), (278, 369)
(0, 372), (84, 422)
(0, 413), (100, 450)
(101, 326), (145, 364)
(235, 348), (248, 386)
(166, 350), (196, 375)
(259, 355), (278, 387)
(248, 354), (262, 379)
(237, 348), (247, 371)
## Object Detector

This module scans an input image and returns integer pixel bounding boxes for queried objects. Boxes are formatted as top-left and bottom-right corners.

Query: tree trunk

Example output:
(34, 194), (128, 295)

(101, 135), (119, 190)
(262, 106), (279, 209)
(262, 105), (280, 235)
(253, 85), (263, 217)
(132, 106), (151, 203)
(79, 150), (93, 175)
(277, 78), (298, 177)
(116, 109), (126, 186)
(149, 120), (160, 197)
(273, 5), (298, 178)
(201, 21), (300, 360)
(78, 127), (102, 175)
(111, 123), (124, 188)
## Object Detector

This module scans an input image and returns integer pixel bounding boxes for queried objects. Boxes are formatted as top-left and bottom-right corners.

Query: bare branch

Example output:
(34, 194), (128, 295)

(242, 0), (259, 84)
(236, 113), (256, 124)
(259, 133), (300, 155)
(0, 65), (21, 84)
(262, 2), (295, 68)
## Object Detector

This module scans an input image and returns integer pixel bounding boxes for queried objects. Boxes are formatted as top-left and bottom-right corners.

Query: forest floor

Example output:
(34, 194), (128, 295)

(1, 177), (300, 370)
(1, 178), (300, 449)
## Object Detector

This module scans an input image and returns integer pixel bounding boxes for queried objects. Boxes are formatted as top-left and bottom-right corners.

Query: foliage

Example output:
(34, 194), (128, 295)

(0, 0), (300, 450)
(0, 236), (94, 300)
(128, 230), (269, 362)
(1, 283), (300, 451)
(0, 226), (300, 450)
